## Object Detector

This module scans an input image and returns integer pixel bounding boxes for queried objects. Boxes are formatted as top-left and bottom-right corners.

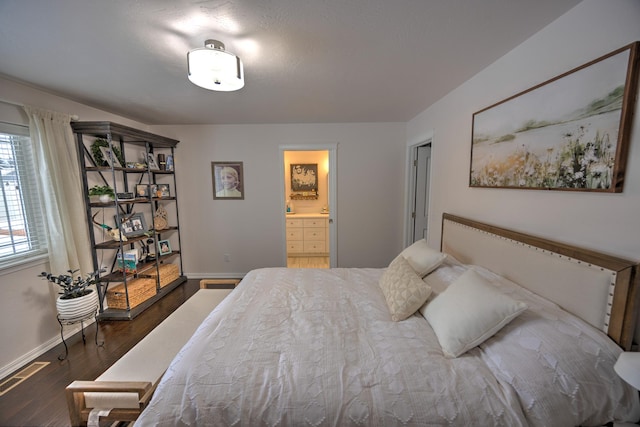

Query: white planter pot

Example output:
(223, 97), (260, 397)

(56, 289), (99, 319)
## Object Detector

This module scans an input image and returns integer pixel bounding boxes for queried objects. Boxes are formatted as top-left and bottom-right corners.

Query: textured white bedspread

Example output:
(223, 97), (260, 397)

(135, 267), (639, 426)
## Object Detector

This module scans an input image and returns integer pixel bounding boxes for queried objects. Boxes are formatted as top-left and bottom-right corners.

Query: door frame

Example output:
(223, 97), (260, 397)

(279, 143), (338, 267)
(404, 133), (433, 247)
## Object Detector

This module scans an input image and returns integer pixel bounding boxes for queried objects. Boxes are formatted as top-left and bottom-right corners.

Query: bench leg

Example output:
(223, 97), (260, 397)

(65, 384), (85, 427)
(199, 279), (240, 289)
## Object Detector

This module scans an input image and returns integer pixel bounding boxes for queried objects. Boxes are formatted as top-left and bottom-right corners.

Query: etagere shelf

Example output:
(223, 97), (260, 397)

(72, 121), (186, 320)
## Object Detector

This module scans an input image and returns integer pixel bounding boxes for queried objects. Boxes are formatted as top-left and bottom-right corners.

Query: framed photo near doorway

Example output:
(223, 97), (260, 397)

(470, 41), (639, 192)
(290, 163), (318, 199)
(212, 161), (244, 200)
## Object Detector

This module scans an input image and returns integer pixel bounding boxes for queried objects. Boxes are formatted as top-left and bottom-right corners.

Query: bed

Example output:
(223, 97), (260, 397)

(134, 213), (640, 426)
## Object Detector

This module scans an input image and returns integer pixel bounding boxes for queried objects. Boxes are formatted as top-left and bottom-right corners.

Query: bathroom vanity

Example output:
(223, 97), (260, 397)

(285, 213), (329, 256)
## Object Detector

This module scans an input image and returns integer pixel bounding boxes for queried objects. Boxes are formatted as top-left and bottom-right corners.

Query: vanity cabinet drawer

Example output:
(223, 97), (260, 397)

(287, 241), (304, 253)
(286, 228), (303, 240)
(304, 241), (326, 253)
(303, 218), (327, 228)
(286, 218), (303, 227)
(303, 228), (325, 241)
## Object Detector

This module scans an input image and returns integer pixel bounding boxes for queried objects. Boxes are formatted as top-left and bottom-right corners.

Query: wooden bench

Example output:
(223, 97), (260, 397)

(65, 288), (232, 427)
(199, 278), (241, 289)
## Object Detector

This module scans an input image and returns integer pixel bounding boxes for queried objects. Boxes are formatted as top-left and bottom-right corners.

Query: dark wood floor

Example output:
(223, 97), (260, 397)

(0, 279), (201, 427)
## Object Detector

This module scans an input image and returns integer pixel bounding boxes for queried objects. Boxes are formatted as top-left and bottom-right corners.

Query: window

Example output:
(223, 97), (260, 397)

(0, 122), (47, 268)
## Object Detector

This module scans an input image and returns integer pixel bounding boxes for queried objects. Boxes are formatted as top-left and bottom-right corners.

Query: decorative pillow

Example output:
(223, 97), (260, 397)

(418, 261), (467, 307)
(379, 255), (433, 321)
(422, 268), (528, 358)
(400, 239), (447, 277)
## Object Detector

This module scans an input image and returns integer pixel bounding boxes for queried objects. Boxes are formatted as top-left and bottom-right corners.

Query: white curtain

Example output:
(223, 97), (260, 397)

(23, 106), (92, 275)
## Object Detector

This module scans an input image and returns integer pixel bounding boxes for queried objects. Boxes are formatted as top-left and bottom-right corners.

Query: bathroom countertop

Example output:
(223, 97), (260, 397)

(285, 212), (329, 218)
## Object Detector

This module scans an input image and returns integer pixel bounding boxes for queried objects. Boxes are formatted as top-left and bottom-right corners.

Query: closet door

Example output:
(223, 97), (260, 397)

(412, 144), (431, 242)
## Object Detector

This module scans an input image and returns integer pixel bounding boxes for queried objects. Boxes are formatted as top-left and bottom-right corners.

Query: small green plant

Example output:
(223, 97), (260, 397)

(88, 185), (115, 197)
(38, 269), (102, 300)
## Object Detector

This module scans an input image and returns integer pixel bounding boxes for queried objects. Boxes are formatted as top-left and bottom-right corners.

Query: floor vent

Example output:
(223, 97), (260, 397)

(0, 361), (50, 396)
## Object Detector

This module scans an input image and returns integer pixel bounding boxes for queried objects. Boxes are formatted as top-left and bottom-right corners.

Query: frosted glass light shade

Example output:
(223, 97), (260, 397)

(614, 352), (640, 390)
(188, 40), (244, 92)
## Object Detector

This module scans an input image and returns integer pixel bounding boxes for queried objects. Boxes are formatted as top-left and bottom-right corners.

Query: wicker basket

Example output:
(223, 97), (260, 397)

(147, 264), (180, 288)
(106, 278), (156, 310)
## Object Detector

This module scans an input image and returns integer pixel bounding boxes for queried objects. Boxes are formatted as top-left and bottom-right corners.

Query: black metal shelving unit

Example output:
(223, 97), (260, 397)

(72, 121), (186, 320)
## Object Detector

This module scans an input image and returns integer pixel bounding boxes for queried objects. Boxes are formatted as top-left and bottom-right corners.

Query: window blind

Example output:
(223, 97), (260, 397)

(0, 122), (47, 269)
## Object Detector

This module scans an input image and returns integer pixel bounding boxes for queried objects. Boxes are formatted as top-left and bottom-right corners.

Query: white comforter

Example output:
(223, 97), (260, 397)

(135, 266), (639, 426)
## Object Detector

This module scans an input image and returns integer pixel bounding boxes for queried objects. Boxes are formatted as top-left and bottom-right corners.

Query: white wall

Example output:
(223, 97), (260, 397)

(151, 123), (407, 276)
(407, 0), (640, 343)
(0, 78), (152, 377)
(408, 0), (640, 261)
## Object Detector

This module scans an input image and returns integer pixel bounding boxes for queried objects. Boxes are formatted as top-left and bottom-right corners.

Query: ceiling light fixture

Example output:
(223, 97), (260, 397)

(187, 39), (244, 91)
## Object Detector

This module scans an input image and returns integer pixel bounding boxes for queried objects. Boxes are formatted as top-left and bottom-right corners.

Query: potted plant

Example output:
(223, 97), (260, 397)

(39, 269), (102, 319)
(88, 185), (115, 203)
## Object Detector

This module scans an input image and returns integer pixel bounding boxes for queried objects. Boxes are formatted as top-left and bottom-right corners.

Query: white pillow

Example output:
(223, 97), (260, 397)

(422, 268), (528, 358)
(379, 255), (433, 321)
(400, 239), (447, 277)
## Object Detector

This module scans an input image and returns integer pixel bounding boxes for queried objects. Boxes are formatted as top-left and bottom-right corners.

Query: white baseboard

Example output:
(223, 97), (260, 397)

(0, 320), (92, 380)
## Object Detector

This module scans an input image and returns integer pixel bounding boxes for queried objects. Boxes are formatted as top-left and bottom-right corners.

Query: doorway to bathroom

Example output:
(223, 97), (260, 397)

(280, 144), (337, 268)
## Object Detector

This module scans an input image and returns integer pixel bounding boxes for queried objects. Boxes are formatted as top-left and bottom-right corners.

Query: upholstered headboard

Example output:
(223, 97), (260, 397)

(440, 213), (639, 350)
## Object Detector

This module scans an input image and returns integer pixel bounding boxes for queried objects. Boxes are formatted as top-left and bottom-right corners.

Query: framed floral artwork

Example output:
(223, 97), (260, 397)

(470, 41), (639, 192)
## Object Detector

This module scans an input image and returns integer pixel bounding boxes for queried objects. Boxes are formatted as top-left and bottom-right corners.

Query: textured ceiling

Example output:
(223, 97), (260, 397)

(0, 0), (581, 125)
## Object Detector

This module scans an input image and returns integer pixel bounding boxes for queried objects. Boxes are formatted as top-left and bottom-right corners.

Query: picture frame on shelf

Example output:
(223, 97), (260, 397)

(116, 213), (148, 237)
(99, 146), (122, 168)
(212, 161), (244, 200)
(116, 250), (138, 274)
(91, 138), (124, 167)
(136, 184), (150, 198)
(166, 155), (174, 171)
(156, 184), (170, 198)
(470, 41), (639, 192)
(147, 153), (160, 170)
(158, 239), (172, 256)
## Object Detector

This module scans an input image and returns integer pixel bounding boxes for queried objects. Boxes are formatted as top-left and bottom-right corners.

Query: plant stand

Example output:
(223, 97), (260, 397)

(56, 310), (103, 361)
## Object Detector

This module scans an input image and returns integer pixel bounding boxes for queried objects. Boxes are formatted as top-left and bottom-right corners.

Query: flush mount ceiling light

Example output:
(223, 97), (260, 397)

(187, 39), (244, 91)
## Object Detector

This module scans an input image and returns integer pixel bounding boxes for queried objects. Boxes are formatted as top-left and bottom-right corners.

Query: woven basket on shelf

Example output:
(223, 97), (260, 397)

(106, 278), (156, 310)
(147, 264), (180, 288)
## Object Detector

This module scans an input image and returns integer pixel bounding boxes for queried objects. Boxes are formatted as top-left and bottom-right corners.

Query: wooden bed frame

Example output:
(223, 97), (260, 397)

(441, 213), (639, 350)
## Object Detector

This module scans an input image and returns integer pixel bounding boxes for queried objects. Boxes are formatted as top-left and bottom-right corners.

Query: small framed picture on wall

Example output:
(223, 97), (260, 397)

(212, 161), (244, 200)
